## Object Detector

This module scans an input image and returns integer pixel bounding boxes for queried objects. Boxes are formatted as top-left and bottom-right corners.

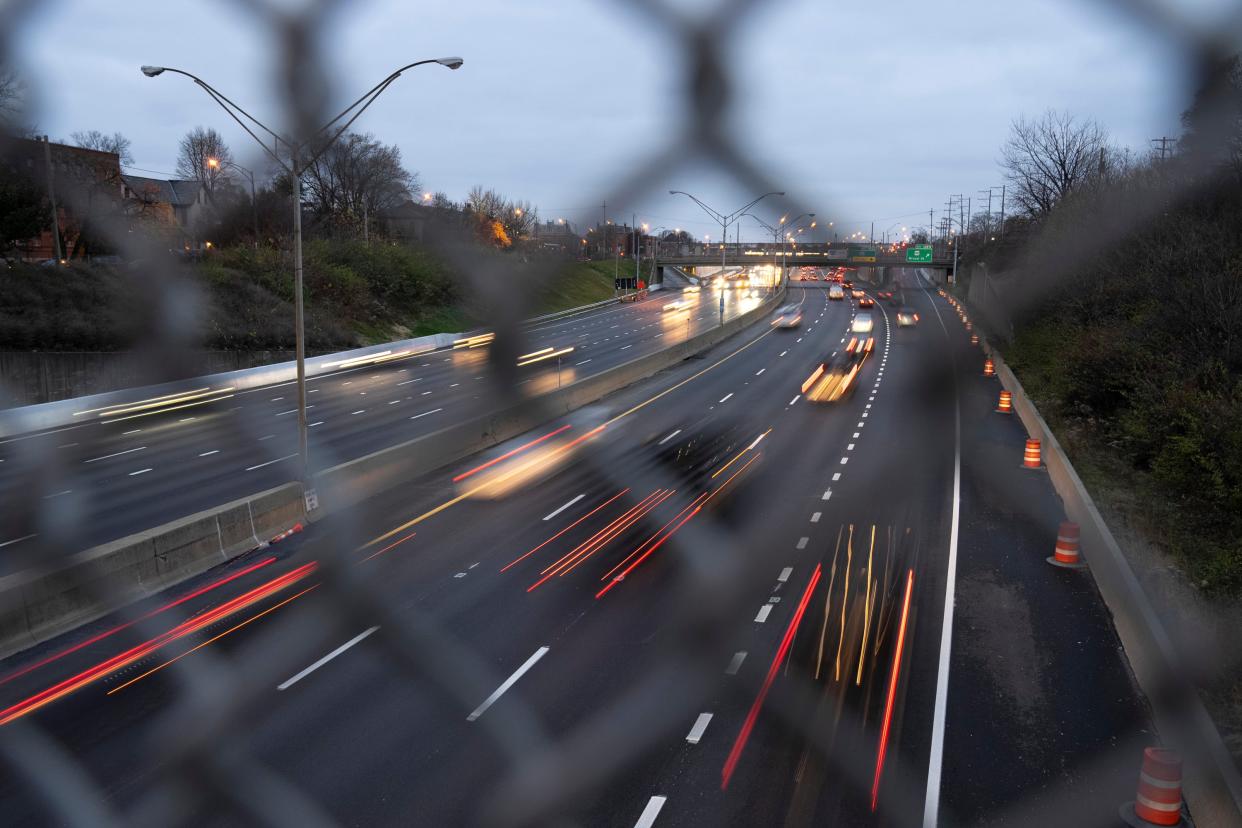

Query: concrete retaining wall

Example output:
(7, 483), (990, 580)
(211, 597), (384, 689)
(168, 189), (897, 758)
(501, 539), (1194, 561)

(981, 340), (1242, 825)
(0, 482), (304, 661)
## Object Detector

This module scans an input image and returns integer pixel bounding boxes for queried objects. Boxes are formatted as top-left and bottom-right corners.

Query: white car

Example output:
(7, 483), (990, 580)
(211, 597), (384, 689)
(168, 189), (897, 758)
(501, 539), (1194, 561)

(828, 285), (845, 300)
(851, 312), (874, 333)
(663, 300), (688, 313)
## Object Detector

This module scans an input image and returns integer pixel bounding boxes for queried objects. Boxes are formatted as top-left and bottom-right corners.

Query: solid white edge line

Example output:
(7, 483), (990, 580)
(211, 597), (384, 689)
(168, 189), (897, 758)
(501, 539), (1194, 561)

(543, 493), (585, 522)
(410, 408), (443, 420)
(922, 283), (963, 828)
(657, 429), (682, 446)
(685, 713), (713, 744)
(278, 626), (379, 691)
(467, 645), (550, 722)
(244, 453), (298, 472)
(634, 796), (668, 828)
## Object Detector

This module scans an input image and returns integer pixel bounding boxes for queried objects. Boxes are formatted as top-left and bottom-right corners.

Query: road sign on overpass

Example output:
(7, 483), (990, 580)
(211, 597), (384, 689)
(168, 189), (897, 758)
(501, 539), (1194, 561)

(852, 247), (877, 263)
(906, 244), (933, 263)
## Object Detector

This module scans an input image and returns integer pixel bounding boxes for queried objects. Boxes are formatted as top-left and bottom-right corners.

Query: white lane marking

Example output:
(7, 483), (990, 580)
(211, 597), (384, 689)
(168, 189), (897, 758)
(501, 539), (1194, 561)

(858, 421), (865, 428)
(778, 567), (793, 582)
(58, 443), (78, 449)
(450, 383), (460, 388)
(779, 350), (788, 357)
(796, 537), (809, 550)
(0, 534), (37, 548)
(309, 421), (325, 427)
(199, 450), (219, 457)
(719, 393), (733, 403)
(397, 378), (421, 386)
(245, 453), (298, 472)
(810, 512), (821, 523)
(544, 494), (585, 522)
(832, 472), (841, 481)
(83, 446), (146, 464)
(421, 390), (433, 396)
(620, 344), (633, 350)
(410, 408), (443, 420)
(278, 627), (379, 691)
(658, 429), (682, 446)
(42, 490), (72, 499)
(128, 468), (153, 476)
(351, 409), (366, 415)
(755, 368), (765, 376)
(754, 605), (773, 623)
(821, 489), (832, 500)
(271, 397), (284, 401)
(866, 404), (872, 410)
(259, 434), (275, 441)
(923, 283), (965, 828)
(726, 651), (747, 674)
(789, 395), (801, 406)
(685, 713), (713, 744)
(853, 432), (860, 438)
(467, 646), (550, 722)
(122, 429), (142, 436)
(634, 796), (668, 828)
(576, 359), (592, 366)
(847, 443), (855, 451)
(840, 457), (849, 464)
(796, 337), (803, 343)
(863, 413), (869, 418)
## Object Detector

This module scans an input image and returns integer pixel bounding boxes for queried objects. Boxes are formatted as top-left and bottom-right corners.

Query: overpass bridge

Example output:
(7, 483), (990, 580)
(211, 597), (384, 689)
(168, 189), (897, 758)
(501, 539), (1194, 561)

(657, 245), (954, 271)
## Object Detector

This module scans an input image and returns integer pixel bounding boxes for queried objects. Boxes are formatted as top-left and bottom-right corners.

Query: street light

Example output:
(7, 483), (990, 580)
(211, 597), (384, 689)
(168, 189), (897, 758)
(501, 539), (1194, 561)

(142, 57), (463, 486)
(668, 189), (784, 286)
(207, 156), (259, 250)
(745, 211), (812, 287)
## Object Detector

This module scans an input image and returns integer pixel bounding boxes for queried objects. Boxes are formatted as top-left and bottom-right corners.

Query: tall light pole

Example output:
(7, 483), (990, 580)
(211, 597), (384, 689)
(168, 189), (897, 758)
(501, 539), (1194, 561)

(142, 57), (463, 485)
(207, 156), (258, 250)
(668, 189), (784, 284)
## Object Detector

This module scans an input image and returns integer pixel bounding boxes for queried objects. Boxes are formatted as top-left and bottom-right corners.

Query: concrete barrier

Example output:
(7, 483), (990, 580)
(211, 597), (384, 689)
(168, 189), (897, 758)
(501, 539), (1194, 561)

(313, 288), (786, 512)
(0, 482), (304, 661)
(981, 340), (1242, 826)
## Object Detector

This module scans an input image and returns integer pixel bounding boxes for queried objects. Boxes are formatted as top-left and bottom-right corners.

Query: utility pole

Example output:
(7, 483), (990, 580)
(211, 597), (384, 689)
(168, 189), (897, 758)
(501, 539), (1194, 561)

(1151, 136), (1175, 161)
(869, 220), (874, 244)
(999, 185), (1006, 238)
(633, 212), (639, 292)
(41, 136), (64, 262)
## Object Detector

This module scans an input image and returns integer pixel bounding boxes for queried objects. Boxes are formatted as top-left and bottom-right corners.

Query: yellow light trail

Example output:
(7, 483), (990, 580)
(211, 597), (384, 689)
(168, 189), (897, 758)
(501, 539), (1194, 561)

(835, 524), (854, 683)
(857, 524), (876, 686)
(815, 525), (844, 681)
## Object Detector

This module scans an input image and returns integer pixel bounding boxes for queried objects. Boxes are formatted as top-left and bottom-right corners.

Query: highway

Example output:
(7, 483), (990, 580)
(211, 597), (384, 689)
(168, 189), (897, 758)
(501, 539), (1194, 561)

(0, 284), (768, 560)
(0, 274), (1152, 826)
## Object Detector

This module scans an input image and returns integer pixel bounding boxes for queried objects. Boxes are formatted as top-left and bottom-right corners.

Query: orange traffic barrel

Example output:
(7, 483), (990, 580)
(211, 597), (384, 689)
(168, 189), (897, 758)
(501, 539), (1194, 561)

(965, 320), (973, 331)
(1022, 438), (1042, 469)
(996, 390), (1013, 414)
(1046, 521), (1086, 569)
(1120, 748), (1185, 827)
(970, 333), (979, 346)
(983, 358), (995, 377)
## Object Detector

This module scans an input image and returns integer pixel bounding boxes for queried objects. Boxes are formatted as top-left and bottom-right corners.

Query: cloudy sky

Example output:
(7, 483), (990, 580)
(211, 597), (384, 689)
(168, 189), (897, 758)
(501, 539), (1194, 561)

(9, 0), (1230, 242)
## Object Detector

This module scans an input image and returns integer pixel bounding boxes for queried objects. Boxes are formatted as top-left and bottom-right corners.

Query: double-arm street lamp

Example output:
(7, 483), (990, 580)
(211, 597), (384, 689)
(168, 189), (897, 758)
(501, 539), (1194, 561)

(206, 157), (258, 250)
(141, 57), (463, 485)
(668, 190), (784, 283)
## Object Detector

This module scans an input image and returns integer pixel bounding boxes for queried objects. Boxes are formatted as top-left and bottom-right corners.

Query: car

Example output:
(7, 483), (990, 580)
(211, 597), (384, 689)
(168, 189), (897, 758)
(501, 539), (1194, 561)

(858, 296), (874, 308)
(663, 299), (688, 312)
(842, 280), (854, 289)
(828, 284), (845, 300)
(896, 308), (919, 327)
(772, 304), (803, 328)
(804, 349), (868, 403)
(851, 289), (865, 299)
(852, 312), (874, 333)
(682, 285), (701, 294)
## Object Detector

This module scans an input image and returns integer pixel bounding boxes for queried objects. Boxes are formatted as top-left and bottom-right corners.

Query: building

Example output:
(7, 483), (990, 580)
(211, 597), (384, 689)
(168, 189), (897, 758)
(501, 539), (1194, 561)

(120, 175), (210, 244)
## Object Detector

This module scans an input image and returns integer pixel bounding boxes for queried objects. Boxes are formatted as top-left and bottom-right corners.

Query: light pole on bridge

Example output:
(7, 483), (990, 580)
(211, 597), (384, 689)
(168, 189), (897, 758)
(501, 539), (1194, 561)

(668, 189), (784, 287)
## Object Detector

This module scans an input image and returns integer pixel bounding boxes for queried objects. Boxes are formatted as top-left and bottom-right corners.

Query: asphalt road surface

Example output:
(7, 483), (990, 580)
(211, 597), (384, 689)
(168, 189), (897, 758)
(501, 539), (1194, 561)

(0, 274), (1151, 827)
(0, 285), (769, 561)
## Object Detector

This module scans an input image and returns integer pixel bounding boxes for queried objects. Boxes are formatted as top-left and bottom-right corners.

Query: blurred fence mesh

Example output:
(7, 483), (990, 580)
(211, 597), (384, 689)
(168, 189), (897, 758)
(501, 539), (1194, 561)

(1, 0), (1241, 826)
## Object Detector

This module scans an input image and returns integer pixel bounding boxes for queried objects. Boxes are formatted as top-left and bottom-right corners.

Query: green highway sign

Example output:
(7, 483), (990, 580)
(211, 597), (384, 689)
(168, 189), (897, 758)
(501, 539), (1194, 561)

(852, 247), (877, 262)
(906, 244), (933, 263)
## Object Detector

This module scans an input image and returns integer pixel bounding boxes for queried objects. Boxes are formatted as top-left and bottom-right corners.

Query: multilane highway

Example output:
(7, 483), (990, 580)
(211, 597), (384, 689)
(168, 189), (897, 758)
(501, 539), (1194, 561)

(0, 284), (767, 559)
(0, 274), (1151, 826)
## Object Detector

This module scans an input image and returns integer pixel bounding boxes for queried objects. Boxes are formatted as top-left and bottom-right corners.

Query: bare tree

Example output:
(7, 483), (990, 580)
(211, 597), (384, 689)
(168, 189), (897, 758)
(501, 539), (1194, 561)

(175, 126), (233, 195)
(1000, 109), (1110, 217)
(70, 130), (133, 165)
(0, 66), (21, 127)
(301, 131), (416, 228)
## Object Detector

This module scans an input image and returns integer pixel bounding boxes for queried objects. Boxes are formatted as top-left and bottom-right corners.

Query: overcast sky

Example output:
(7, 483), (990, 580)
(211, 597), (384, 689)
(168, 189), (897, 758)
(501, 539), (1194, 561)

(9, 0), (1231, 242)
